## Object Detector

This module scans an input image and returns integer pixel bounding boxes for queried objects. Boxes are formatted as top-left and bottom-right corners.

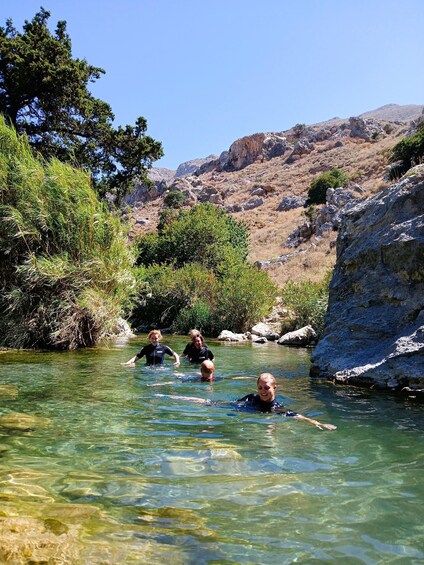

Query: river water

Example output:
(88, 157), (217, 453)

(0, 335), (423, 564)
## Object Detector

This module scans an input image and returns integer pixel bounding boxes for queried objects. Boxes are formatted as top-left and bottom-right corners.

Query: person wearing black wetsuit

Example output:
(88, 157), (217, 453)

(154, 373), (337, 430)
(182, 331), (214, 364)
(124, 330), (180, 367)
(235, 392), (295, 414)
(235, 372), (295, 414)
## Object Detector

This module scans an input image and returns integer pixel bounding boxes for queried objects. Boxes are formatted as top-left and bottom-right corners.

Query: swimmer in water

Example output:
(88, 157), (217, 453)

(155, 372), (337, 430)
(124, 330), (180, 367)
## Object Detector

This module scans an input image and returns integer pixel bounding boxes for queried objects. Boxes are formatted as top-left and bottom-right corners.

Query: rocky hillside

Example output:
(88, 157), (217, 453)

(128, 104), (423, 288)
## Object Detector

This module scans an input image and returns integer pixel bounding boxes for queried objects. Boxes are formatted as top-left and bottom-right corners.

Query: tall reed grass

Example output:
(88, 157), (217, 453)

(0, 117), (138, 349)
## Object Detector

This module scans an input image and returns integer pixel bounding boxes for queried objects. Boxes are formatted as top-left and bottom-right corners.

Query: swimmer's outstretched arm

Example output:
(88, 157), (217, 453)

(292, 412), (336, 430)
(154, 393), (211, 404)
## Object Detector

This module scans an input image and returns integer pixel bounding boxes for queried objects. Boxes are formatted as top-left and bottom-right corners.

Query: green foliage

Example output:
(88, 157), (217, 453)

(172, 301), (214, 335)
(137, 203), (249, 271)
(132, 204), (277, 334)
(280, 271), (332, 336)
(0, 8), (163, 201)
(132, 263), (217, 329)
(306, 168), (348, 205)
(163, 189), (187, 208)
(133, 261), (277, 335)
(0, 117), (139, 349)
(304, 204), (318, 224)
(389, 122), (424, 179)
(214, 265), (278, 333)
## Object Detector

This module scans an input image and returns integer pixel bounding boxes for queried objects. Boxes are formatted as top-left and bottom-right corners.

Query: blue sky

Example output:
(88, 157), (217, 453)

(2, 0), (423, 170)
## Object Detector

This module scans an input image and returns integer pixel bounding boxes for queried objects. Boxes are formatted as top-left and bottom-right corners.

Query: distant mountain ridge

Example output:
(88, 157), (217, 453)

(359, 103), (423, 122)
(156, 104), (423, 177)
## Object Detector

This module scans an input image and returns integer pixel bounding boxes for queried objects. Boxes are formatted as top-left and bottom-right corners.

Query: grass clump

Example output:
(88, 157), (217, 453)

(279, 271), (332, 336)
(0, 117), (138, 349)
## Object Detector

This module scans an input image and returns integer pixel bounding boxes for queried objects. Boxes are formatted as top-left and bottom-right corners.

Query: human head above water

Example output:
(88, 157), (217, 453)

(148, 329), (162, 341)
(256, 373), (276, 387)
(188, 329), (201, 340)
(256, 373), (277, 402)
(200, 360), (215, 381)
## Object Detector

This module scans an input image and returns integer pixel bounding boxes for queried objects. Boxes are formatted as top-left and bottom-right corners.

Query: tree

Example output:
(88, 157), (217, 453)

(0, 8), (163, 201)
(137, 203), (250, 272)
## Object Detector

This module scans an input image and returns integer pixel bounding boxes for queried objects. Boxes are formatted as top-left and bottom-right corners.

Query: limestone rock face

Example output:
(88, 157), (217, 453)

(224, 132), (290, 171)
(310, 165), (424, 390)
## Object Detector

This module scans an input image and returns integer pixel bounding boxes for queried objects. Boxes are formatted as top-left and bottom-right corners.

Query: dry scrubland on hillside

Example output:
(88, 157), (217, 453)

(129, 107), (422, 288)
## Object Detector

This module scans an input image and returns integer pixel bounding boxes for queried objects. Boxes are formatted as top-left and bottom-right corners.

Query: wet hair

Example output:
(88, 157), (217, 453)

(257, 373), (276, 387)
(148, 329), (162, 340)
(188, 329), (201, 340)
(190, 330), (204, 344)
(200, 360), (215, 374)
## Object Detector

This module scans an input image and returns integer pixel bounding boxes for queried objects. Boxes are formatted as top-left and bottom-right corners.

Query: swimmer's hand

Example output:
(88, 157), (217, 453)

(173, 361), (180, 368)
(122, 361), (135, 367)
(294, 413), (337, 430)
(316, 422), (337, 431)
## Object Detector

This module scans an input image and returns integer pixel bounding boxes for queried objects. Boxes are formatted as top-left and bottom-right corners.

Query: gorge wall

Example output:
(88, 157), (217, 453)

(310, 165), (424, 392)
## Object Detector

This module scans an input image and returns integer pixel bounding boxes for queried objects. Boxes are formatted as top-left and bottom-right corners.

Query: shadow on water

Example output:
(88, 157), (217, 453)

(1, 335), (424, 563)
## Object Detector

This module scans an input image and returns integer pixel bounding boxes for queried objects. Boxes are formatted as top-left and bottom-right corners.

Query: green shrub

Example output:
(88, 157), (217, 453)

(136, 202), (249, 271)
(172, 301), (214, 335)
(306, 168), (348, 205)
(0, 117), (139, 349)
(132, 263), (217, 329)
(280, 271), (332, 336)
(163, 189), (187, 208)
(389, 122), (424, 179)
(214, 264), (278, 333)
(133, 202), (277, 335)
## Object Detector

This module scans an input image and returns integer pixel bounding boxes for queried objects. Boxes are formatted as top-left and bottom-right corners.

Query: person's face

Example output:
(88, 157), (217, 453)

(257, 379), (276, 402)
(193, 336), (203, 349)
(149, 333), (160, 345)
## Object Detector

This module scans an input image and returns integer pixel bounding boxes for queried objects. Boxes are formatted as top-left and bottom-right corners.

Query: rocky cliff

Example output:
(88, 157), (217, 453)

(310, 165), (424, 392)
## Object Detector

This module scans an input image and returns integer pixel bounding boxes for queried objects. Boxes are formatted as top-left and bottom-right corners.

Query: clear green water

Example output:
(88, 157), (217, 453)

(1, 335), (424, 564)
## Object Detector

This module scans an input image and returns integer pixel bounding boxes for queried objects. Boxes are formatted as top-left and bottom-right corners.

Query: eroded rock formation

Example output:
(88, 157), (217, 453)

(310, 165), (424, 391)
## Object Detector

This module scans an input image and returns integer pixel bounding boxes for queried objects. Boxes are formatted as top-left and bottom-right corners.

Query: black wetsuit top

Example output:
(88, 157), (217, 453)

(182, 343), (214, 363)
(236, 393), (296, 415)
(136, 343), (175, 365)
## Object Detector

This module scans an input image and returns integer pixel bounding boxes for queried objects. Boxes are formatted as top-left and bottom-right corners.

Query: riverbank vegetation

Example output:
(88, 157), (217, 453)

(0, 7), (335, 349)
(280, 272), (332, 337)
(0, 117), (138, 349)
(132, 204), (278, 335)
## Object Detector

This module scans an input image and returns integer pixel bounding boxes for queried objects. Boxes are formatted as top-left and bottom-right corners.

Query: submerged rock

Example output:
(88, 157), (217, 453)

(0, 412), (50, 431)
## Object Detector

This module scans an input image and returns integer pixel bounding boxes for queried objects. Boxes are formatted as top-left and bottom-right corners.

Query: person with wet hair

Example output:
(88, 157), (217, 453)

(181, 330), (214, 364)
(124, 330), (180, 367)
